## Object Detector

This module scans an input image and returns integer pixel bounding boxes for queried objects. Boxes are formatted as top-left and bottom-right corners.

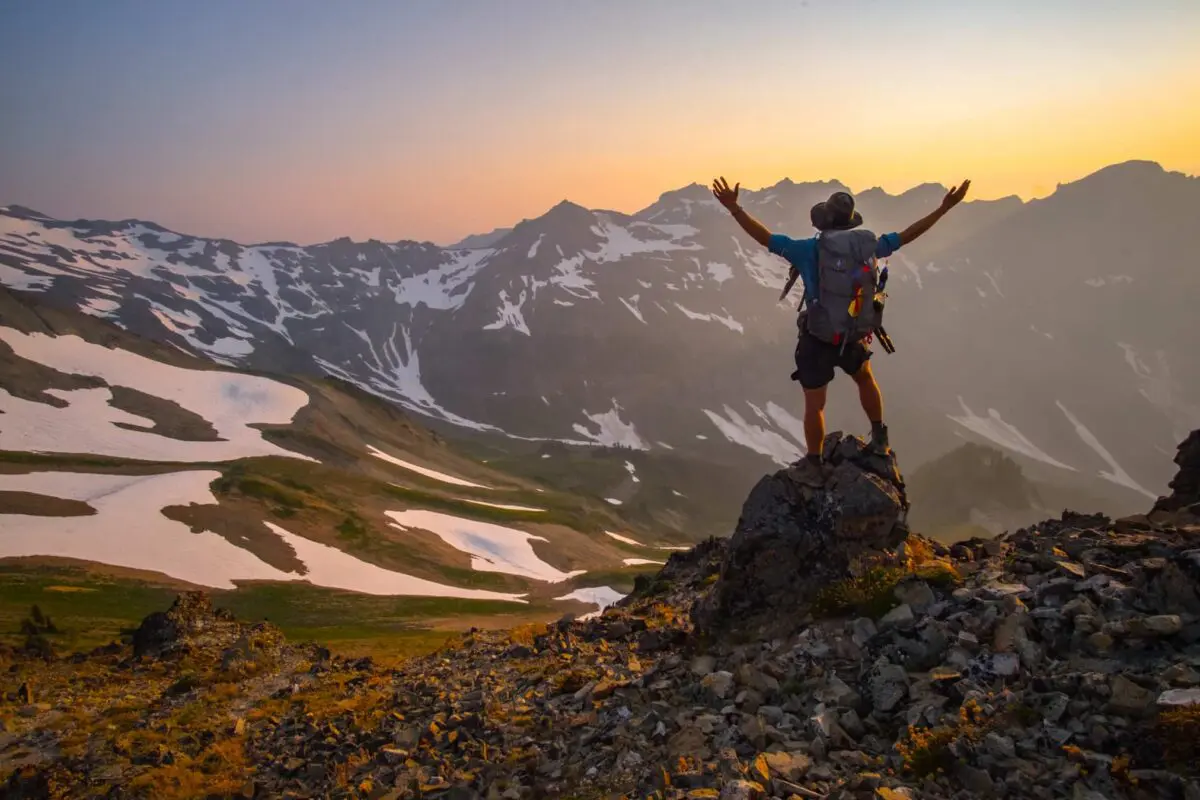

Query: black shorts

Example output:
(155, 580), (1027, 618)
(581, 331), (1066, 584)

(791, 329), (871, 390)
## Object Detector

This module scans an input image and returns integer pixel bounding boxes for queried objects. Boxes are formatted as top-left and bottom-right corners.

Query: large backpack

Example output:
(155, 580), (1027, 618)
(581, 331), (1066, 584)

(802, 228), (883, 346)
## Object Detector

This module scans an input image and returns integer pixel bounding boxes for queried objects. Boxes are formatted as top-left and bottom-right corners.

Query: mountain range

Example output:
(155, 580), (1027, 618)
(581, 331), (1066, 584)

(2, 159), (1197, 528)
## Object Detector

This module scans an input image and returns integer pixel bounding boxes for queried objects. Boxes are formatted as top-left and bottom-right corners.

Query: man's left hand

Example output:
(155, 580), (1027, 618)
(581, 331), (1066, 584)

(940, 179), (971, 210)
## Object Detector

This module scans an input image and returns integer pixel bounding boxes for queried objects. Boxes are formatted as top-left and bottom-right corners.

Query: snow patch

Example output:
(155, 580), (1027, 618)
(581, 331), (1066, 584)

(0, 327), (311, 463)
(83, 296), (121, 315)
(459, 498), (546, 513)
(732, 235), (788, 288)
(548, 255), (598, 300)
(0, 471), (523, 600)
(367, 445), (492, 489)
(585, 215), (702, 263)
(527, 234), (544, 258)
(703, 405), (803, 466)
(619, 295), (647, 324)
(763, 401), (808, 450)
(1030, 324), (1054, 340)
(673, 303), (744, 333)
(1055, 401), (1156, 499)
(947, 397), (1075, 471)
(555, 586), (625, 619)
(982, 269), (1004, 298)
(605, 498), (623, 506)
(0, 262), (54, 290)
(572, 400), (648, 450)
(624, 460), (640, 483)
(390, 248), (492, 311)
(623, 558), (664, 566)
(604, 531), (644, 547)
(386, 509), (584, 582)
(1085, 275), (1135, 288)
(706, 262), (734, 284)
(483, 289), (532, 336)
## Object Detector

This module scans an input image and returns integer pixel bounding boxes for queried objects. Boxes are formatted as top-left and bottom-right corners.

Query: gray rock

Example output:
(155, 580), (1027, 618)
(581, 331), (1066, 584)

(816, 673), (861, 708)
(839, 707), (865, 739)
(1163, 663), (1200, 687)
(1108, 675), (1155, 716)
(702, 671), (735, 701)
(869, 664), (909, 713)
(1042, 692), (1070, 723)
(894, 580), (936, 612)
(879, 604), (915, 631)
(984, 732), (1016, 759)
(992, 652), (1020, 677)
(955, 763), (997, 796)
(756, 705), (785, 729)
(1142, 614), (1184, 636)
(691, 655), (717, 676)
(851, 617), (878, 646)
(1157, 688), (1200, 708)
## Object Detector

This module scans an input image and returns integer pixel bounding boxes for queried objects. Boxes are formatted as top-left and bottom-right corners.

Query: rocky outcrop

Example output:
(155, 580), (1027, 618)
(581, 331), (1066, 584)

(695, 432), (910, 635)
(131, 591), (288, 670)
(1154, 429), (1200, 515)
(131, 591), (240, 658)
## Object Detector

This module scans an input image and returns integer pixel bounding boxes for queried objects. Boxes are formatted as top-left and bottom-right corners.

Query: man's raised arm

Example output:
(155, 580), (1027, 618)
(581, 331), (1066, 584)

(897, 179), (971, 245)
(712, 176), (771, 248)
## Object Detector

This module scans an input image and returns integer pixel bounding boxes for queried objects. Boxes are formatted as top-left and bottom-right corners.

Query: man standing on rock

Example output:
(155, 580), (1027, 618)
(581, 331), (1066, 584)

(711, 175), (970, 467)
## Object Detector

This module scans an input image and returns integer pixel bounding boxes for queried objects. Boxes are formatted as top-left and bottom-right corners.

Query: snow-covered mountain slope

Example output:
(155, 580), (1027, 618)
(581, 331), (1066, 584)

(0, 291), (677, 616)
(2, 160), (1195, 516)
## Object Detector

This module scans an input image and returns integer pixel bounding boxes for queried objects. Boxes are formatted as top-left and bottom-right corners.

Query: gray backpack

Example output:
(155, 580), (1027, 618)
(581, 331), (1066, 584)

(802, 228), (882, 346)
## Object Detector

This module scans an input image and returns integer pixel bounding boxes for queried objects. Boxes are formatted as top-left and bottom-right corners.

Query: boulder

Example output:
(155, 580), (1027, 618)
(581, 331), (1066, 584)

(694, 433), (909, 633)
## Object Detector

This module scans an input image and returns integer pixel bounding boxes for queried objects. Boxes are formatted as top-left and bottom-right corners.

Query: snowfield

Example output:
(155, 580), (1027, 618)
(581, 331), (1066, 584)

(0, 327), (312, 463)
(385, 508), (585, 582)
(0, 470), (522, 601)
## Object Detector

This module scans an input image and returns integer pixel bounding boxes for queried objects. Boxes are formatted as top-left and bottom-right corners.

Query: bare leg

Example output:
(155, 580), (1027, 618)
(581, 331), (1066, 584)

(851, 360), (884, 424)
(803, 385), (828, 457)
(851, 360), (890, 453)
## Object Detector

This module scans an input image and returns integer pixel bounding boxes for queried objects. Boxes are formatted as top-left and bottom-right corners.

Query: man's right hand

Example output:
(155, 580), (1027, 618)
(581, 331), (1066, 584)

(940, 179), (971, 211)
(712, 176), (741, 212)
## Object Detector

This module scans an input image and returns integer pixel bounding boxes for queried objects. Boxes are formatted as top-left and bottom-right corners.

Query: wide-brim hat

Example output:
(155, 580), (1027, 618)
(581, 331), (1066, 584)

(810, 191), (863, 231)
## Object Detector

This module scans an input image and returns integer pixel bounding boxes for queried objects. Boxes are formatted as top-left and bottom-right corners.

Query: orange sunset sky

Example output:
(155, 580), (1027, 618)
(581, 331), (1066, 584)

(2, 0), (1198, 245)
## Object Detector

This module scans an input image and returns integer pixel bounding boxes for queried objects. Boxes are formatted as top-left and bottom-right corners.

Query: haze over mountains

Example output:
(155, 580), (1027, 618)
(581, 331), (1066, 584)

(2, 159), (1196, 524)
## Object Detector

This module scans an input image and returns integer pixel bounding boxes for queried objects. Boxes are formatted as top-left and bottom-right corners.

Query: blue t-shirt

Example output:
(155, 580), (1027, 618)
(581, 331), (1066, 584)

(768, 231), (902, 300)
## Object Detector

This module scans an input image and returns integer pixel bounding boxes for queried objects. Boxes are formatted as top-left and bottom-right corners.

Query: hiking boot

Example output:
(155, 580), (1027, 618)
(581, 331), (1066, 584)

(789, 453), (825, 487)
(868, 422), (890, 456)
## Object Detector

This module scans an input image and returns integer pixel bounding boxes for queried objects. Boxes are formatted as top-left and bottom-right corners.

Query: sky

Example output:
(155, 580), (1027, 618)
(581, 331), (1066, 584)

(2, 0), (1198, 246)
